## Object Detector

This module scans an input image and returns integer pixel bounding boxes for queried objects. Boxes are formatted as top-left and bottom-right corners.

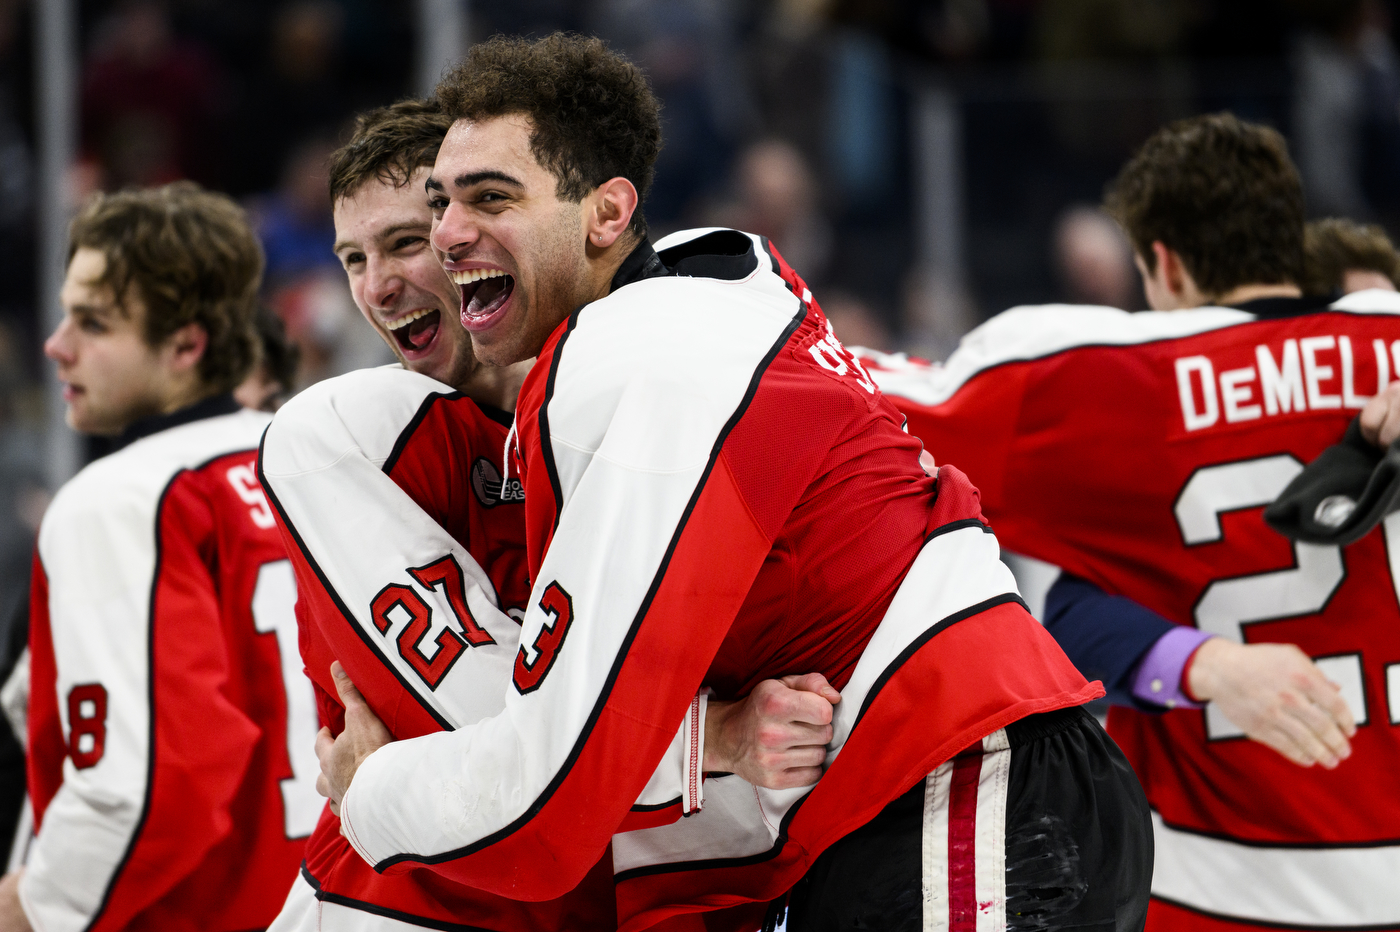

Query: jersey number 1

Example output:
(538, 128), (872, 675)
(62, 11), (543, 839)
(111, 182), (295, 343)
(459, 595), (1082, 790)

(252, 560), (321, 838)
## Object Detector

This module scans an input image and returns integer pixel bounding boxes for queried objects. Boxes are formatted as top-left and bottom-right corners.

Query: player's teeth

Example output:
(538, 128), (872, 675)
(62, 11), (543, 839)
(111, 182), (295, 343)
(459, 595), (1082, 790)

(449, 268), (506, 285)
(385, 308), (429, 331)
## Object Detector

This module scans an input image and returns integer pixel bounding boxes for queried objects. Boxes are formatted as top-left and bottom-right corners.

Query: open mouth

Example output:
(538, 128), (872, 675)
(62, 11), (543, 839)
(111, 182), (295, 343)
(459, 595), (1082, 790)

(384, 307), (441, 355)
(452, 268), (515, 329)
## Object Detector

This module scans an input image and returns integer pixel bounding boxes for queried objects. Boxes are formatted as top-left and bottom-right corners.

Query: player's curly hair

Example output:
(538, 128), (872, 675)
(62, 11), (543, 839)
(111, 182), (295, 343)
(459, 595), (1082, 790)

(329, 97), (453, 204)
(1302, 217), (1400, 296)
(435, 33), (662, 237)
(68, 182), (262, 394)
(1105, 112), (1304, 297)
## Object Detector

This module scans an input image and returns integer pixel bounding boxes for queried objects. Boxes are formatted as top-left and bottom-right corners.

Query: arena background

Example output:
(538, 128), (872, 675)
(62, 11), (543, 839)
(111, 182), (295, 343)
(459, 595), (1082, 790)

(1, 0), (1397, 636)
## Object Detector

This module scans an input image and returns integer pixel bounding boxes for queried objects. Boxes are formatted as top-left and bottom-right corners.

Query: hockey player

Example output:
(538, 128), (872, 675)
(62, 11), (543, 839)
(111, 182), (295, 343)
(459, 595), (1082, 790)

(314, 34), (1151, 931)
(263, 98), (849, 931)
(1, 183), (319, 931)
(856, 114), (1400, 929)
(1302, 217), (1400, 296)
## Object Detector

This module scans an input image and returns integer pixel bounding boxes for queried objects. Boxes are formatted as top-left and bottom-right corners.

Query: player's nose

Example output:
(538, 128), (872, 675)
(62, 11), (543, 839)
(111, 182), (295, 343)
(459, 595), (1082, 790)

(431, 201), (480, 260)
(44, 317), (76, 365)
(365, 257), (402, 310)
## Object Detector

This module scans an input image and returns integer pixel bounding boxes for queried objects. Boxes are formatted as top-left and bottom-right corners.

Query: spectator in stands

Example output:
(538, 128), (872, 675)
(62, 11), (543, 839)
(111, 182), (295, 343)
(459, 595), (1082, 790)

(1053, 204), (1139, 308)
(80, 0), (224, 190)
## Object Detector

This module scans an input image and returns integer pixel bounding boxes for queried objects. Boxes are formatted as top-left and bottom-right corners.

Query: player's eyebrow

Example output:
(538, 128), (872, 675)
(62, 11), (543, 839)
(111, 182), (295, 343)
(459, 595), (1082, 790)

(425, 170), (526, 193)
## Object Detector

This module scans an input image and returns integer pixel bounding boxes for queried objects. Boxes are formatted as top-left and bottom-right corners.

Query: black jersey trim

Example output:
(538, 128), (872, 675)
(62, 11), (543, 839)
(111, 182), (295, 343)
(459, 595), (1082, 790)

(301, 862), (499, 932)
(538, 312), (582, 537)
(83, 469), (185, 930)
(924, 517), (994, 544)
(630, 796), (683, 812)
(611, 590), (1027, 883)
(374, 299), (809, 872)
(1148, 892), (1400, 931)
(476, 402), (514, 428)
(256, 431), (455, 732)
(380, 390), (465, 476)
(658, 229), (759, 281)
(112, 392), (241, 451)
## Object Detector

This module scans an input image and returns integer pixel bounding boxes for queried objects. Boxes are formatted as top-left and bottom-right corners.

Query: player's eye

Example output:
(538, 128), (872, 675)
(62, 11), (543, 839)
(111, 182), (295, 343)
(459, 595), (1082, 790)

(341, 252), (364, 269)
(427, 196), (448, 213)
(77, 314), (107, 334)
(393, 237), (422, 251)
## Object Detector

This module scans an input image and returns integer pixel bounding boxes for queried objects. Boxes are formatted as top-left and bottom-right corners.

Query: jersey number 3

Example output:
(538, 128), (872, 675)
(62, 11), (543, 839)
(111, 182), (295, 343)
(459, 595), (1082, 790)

(514, 582), (574, 695)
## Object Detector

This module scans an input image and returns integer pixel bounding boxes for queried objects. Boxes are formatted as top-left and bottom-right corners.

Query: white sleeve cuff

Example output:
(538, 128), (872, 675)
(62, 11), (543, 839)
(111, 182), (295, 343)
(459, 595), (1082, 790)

(628, 691), (708, 815)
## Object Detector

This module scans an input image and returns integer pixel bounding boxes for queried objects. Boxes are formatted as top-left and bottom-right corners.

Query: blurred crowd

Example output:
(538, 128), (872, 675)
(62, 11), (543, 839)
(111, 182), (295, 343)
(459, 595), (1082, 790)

(0, 0), (1397, 498)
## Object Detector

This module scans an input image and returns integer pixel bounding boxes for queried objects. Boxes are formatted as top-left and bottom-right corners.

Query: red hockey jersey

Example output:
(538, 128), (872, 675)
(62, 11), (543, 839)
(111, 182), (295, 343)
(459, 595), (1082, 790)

(26, 398), (316, 932)
(258, 366), (715, 931)
(331, 231), (1097, 931)
(857, 291), (1400, 930)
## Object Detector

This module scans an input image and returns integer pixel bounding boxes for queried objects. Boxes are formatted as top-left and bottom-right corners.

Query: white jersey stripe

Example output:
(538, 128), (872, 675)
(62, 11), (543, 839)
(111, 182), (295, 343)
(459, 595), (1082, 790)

(974, 730), (1010, 932)
(1151, 809), (1400, 926)
(922, 761), (954, 932)
(863, 292), (1400, 408)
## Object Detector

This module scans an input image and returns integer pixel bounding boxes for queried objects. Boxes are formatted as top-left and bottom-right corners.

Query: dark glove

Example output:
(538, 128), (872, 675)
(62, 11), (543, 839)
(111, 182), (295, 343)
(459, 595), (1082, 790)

(1264, 417), (1400, 546)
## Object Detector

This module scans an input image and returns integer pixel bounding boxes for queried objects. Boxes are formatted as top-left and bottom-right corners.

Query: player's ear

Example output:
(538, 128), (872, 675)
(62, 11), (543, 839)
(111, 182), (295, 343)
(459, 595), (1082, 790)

(162, 321), (209, 376)
(585, 177), (639, 251)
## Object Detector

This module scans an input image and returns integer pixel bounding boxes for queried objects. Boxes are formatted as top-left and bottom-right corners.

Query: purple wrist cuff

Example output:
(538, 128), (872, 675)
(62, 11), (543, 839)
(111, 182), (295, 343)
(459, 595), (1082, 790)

(1131, 627), (1214, 709)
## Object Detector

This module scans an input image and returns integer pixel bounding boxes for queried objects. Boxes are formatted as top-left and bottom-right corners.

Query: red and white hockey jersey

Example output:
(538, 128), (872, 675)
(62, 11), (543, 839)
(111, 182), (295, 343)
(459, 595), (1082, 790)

(258, 366), (715, 931)
(26, 397), (317, 932)
(329, 231), (1097, 931)
(856, 291), (1400, 930)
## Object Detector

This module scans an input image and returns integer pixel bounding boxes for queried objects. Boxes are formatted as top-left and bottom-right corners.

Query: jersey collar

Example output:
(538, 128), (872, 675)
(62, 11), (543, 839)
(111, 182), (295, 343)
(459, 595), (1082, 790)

(1227, 293), (1335, 319)
(112, 392), (242, 451)
(608, 237), (669, 294)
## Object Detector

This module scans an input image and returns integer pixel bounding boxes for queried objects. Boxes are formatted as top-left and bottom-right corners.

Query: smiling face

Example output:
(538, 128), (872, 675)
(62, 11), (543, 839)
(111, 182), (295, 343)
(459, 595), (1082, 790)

(46, 247), (188, 435)
(428, 115), (593, 367)
(334, 167), (484, 387)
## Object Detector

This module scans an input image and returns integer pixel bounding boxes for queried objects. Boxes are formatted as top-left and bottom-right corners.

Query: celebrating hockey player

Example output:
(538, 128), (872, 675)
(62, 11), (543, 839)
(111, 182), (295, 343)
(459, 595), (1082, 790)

(312, 34), (1152, 931)
(261, 97), (850, 931)
(857, 114), (1400, 929)
(0, 184), (319, 931)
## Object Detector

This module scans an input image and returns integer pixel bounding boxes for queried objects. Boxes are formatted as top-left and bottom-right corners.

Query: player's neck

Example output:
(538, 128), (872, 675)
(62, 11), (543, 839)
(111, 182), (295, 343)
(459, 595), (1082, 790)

(1205, 282), (1302, 308)
(456, 359), (534, 412)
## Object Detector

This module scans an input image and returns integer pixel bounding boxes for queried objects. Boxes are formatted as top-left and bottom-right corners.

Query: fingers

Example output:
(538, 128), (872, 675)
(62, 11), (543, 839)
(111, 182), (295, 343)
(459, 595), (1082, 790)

(314, 726), (335, 765)
(755, 720), (833, 752)
(1360, 381), (1400, 447)
(316, 770), (332, 800)
(1361, 389), (1387, 445)
(330, 661), (368, 711)
(768, 766), (823, 790)
(1303, 675), (1356, 737)
(1277, 692), (1350, 768)
(779, 672), (843, 705)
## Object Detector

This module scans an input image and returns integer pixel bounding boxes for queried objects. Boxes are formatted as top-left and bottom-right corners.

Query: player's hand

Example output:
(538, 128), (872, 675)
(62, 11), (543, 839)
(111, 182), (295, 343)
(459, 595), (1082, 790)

(1187, 639), (1356, 769)
(0, 870), (31, 932)
(316, 661), (393, 818)
(703, 673), (841, 789)
(1360, 380), (1400, 447)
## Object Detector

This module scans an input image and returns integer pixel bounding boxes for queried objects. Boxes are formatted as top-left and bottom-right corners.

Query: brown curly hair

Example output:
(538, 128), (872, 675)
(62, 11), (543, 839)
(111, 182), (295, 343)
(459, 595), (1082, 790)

(68, 182), (262, 394)
(1105, 113), (1304, 297)
(435, 33), (662, 237)
(329, 97), (453, 204)
(1302, 217), (1400, 295)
